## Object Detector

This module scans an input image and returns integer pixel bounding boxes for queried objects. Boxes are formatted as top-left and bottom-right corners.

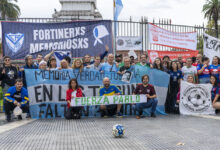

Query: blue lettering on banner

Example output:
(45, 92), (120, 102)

(25, 66), (170, 119)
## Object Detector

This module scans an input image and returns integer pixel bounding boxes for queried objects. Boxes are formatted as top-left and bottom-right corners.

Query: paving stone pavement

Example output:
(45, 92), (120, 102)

(0, 115), (219, 150)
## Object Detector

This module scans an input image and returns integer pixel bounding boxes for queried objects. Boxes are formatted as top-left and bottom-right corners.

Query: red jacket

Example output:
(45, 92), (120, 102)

(66, 88), (83, 108)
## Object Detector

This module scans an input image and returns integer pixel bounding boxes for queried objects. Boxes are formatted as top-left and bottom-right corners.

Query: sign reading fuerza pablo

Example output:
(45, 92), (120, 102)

(71, 95), (146, 107)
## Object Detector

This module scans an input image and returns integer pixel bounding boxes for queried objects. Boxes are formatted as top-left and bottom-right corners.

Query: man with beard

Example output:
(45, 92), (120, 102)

(99, 77), (122, 117)
(136, 54), (151, 68)
(83, 45), (109, 67)
(4, 79), (29, 122)
(133, 75), (158, 119)
(115, 54), (124, 67)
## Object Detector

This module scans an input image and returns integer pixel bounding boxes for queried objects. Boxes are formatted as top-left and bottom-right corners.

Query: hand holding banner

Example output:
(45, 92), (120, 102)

(180, 81), (215, 115)
(71, 95), (146, 107)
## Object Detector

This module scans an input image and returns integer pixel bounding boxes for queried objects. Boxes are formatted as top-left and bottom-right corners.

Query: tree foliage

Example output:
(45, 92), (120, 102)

(0, 0), (20, 20)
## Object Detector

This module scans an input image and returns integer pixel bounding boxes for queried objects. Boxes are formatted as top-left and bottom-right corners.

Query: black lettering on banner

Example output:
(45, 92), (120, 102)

(122, 85), (125, 95)
(44, 70), (50, 80)
(43, 85), (52, 101)
(59, 86), (65, 101)
(35, 70), (43, 81)
(35, 85), (42, 103)
(73, 70), (81, 79)
(94, 72), (100, 81)
(55, 71), (60, 80)
(55, 104), (61, 117)
(127, 85), (131, 95)
(65, 71), (71, 80)
(80, 72), (85, 80)
(46, 104), (53, 118)
(39, 103), (46, 118)
(89, 71), (95, 81)
(61, 104), (67, 115)
(85, 71), (89, 80)
(88, 86), (100, 96)
(131, 84), (137, 94)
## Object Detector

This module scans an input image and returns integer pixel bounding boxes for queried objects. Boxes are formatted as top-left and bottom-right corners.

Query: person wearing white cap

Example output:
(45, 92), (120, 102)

(39, 61), (47, 70)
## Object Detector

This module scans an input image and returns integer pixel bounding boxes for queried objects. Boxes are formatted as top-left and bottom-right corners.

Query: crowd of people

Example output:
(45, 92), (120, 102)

(0, 46), (219, 121)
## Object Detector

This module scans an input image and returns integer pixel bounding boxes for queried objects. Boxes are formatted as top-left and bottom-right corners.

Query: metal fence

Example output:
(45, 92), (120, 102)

(2, 17), (218, 53)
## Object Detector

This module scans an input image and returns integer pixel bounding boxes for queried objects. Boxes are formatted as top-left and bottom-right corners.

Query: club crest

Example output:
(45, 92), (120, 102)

(5, 33), (24, 53)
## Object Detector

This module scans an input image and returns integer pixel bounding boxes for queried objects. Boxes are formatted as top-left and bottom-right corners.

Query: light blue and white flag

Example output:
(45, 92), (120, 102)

(25, 66), (169, 119)
(114, 0), (123, 21)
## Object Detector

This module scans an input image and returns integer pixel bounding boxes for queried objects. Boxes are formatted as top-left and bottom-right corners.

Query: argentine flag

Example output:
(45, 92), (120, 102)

(114, 0), (123, 21)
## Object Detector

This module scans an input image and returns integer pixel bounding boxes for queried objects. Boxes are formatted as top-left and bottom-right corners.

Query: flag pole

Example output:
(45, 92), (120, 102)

(113, 0), (116, 57)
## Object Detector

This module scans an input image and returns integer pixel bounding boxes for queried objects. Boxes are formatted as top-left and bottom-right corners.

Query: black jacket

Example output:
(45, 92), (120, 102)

(0, 65), (18, 88)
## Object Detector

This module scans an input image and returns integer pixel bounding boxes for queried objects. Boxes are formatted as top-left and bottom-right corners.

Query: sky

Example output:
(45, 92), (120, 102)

(16, 0), (206, 26)
(0, 0), (207, 40)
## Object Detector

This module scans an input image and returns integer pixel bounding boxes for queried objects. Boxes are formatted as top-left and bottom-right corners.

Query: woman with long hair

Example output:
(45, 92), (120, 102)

(210, 75), (220, 109)
(60, 59), (71, 69)
(65, 78), (83, 119)
(72, 59), (84, 72)
(165, 61), (182, 113)
(153, 57), (164, 71)
(48, 57), (57, 69)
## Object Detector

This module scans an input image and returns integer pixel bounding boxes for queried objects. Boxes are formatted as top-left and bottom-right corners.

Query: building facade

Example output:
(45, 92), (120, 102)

(53, 0), (102, 20)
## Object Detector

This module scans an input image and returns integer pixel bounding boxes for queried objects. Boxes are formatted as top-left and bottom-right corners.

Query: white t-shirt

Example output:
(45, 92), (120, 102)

(70, 91), (77, 107)
(181, 66), (197, 81)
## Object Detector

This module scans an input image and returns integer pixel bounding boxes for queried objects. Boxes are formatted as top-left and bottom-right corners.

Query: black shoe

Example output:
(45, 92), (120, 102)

(6, 115), (11, 122)
(151, 113), (156, 118)
(18, 115), (23, 120)
(100, 110), (105, 117)
(76, 113), (81, 119)
(26, 113), (31, 118)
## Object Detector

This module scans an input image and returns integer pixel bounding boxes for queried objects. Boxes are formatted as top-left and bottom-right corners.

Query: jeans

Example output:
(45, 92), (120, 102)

(135, 98), (158, 116)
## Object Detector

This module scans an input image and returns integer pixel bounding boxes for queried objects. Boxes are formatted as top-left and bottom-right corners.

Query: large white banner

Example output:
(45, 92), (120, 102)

(203, 33), (220, 63)
(180, 81), (215, 115)
(116, 36), (142, 50)
(148, 23), (197, 50)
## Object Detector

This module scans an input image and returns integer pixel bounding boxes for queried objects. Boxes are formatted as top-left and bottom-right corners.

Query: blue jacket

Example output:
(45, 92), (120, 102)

(4, 86), (29, 107)
(99, 85), (122, 96)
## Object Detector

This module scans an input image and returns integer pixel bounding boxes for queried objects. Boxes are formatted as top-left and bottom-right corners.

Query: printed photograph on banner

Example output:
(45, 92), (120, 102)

(121, 71), (133, 83)
(116, 36), (142, 50)
(180, 81), (215, 115)
(203, 33), (220, 64)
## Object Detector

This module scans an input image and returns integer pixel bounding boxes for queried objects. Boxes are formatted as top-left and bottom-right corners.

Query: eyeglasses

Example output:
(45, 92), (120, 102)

(4, 59), (10, 61)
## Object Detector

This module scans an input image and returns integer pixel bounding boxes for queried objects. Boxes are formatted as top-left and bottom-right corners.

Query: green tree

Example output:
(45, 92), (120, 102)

(202, 0), (220, 38)
(0, 0), (20, 20)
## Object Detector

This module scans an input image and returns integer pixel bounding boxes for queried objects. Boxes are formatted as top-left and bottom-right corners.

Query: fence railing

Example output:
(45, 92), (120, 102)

(1, 18), (218, 53)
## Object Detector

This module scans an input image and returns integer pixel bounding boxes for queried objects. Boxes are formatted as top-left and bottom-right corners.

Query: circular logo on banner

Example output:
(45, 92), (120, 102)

(149, 51), (159, 62)
(117, 39), (124, 46)
(181, 86), (211, 113)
